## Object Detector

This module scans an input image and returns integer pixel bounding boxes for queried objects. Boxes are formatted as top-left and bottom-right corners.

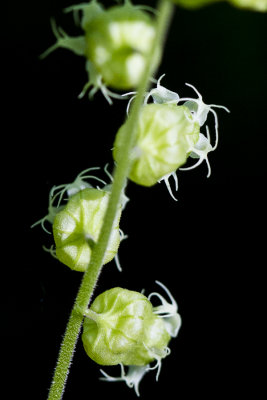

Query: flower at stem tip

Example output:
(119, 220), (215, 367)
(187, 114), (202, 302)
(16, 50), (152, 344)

(40, 0), (159, 103)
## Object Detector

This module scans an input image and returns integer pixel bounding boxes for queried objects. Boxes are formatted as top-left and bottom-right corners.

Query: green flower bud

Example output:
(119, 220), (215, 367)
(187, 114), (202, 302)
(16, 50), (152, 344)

(84, 3), (157, 90)
(41, 1), (158, 102)
(113, 103), (200, 187)
(82, 281), (181, 395)
(53, 188), (121, 271)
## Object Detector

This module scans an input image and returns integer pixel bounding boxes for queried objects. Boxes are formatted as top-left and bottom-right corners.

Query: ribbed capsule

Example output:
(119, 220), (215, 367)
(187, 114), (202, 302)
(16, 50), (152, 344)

(82, 288), (171, 366)
(53, 188), (121, 271)
(113, 103), (200, 186)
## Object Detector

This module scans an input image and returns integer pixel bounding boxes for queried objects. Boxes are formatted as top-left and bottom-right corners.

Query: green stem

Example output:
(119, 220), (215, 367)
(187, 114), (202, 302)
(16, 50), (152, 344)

(47, 1), (174, 399)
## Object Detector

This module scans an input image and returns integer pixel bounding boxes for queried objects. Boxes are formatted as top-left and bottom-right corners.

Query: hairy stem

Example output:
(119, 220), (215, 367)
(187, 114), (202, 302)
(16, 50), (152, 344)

(47, 1), (174, 399)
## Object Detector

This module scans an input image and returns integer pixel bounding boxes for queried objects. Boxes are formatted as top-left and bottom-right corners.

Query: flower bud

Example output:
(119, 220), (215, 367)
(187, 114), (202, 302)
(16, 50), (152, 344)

(113, 103), (200, 186)
(82, 287), (170, 366)
(53, 188), (121, 271)
(41, 2), (158, 102)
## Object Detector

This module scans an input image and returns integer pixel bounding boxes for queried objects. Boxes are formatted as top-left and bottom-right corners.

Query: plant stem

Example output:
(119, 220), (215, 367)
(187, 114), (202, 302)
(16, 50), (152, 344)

(47, 1), (174, 399)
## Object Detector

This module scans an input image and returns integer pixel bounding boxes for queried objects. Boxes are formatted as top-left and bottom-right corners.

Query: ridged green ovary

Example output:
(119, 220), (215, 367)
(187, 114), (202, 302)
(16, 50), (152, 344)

(113, 104), (200, 187)
(82, 288), (170, 366)
(52, 188), (121, 272)
(84, 5), (157, 89)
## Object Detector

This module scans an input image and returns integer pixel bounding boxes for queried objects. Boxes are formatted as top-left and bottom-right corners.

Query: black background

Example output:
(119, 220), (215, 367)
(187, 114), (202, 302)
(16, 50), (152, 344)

(2, 1), (266, 399)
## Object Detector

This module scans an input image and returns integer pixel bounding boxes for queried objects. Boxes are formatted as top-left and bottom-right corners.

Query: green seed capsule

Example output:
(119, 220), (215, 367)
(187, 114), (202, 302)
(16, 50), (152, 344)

(82, 287), (171, 366)
(113, 103), (200, 187)
(53, 188), (121, 271)
(84, 4), (157, 89)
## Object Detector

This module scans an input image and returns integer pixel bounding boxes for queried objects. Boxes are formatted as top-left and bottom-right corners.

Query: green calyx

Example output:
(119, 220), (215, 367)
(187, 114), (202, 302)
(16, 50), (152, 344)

(82, 288), (171, 366)
(84, 4), (157, 89)
(113, 103), (200, 187)
(41, 1), (158, 97)
(52, 188), (121, 272)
